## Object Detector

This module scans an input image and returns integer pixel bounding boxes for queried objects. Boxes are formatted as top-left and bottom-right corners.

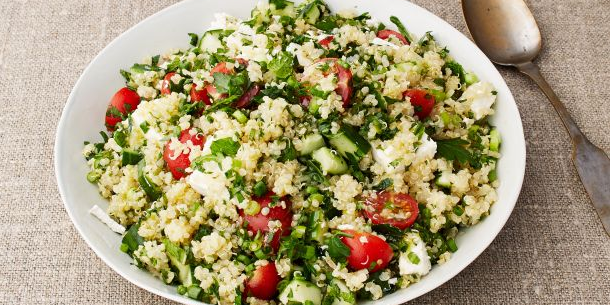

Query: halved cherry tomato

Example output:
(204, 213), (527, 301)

(404, 89), (435, 119)
(189, 86), (211, 105)
(240, 192), (292, 251)
(105, 87), (141, 131)
(319, 35), (334, 47)
(160, 72), (176, 95)
(314, 58), (353, 107)
(363, 191), (419, 230)
(163, 128), (205, 180)
(244, 262), (280, 300)
(377, 29), (409, 45)
(211, 62), (234, 75)
(340, 230), (393, 273)
(234, 84), (260, 108)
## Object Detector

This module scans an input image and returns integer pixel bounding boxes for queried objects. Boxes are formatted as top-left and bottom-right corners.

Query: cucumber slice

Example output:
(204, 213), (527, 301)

(163, 240), (194, 287)
(309, 210), (327, 243)
(298, 0), (322, 24)
(435, 171), (452, 188)
(186, 285), (203, 300)
(279, 279), (323, 305)
(327, 124), (371, 161)
(312, 147), (348, 175)
(199, 29), (223, 53)
(121, 149), (143, 166)
(299, 134), (325, 156)
(270, 0), (296, 17)
(464, 72), (479, 86)
(489, 128), (500, 152)
(137, 160), (162, 201)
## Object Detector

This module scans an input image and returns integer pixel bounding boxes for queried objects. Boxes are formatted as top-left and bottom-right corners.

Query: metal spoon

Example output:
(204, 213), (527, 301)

(462, 0), (610, 234)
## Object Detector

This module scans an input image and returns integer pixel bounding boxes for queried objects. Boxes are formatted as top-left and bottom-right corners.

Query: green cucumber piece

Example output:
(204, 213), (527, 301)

(327, 124), (371, 160)
(435, 171), (452, 188)
(279, 279), (323, 305)
(137, 160), (162, 201)
(121, 149), (143, 166)
(298, 133), (325, 156)
(312, 147), (348, 175)
(186, 285), (203, 300)
(464, 72), (479, 86)
(298, 0), (322, 24)
(489, 128), (500, 152)
(270, 0), (296, 17)
(199, 29), (223, 53)
(163, 240), (194, 287)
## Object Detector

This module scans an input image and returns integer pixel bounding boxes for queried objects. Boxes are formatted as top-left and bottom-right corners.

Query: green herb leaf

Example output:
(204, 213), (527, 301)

(210, 137), (241, 157)
(444, 61), (466, 83)
(435, 138), (472, 164)
(268, 52), (294, 79)
(213, 71), (248, 95)
(373, 178), (393, 191)
(122, 223), (144, 253)
(326, 236), (351, 263)
(188, 33), (199, 46)
(278, 138), (298, 162)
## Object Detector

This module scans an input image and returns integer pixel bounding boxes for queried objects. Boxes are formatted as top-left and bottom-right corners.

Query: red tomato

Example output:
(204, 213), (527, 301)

(319, 35), (334, 47)
(377, 29), (409, 45)
(340, 230), (394, 273)
(211, 62), (234, 75)
(190, 86), (211, 105)
(240, 192), (292, 251)
(234, 84), (260, 108)
(363, 191), (419, 230)
(336, 64), (353, 107)
(163, 128), (205, 180)
(404, 89), (435, 119)
(160, 72), (176, 95)
(314, 58), (353, 107)
(105, 87), (141, 131)
(244, 262), (280, 300)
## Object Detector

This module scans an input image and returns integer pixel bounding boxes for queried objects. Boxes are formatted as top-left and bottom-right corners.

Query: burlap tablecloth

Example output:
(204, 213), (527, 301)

(0, 0), (608, 304)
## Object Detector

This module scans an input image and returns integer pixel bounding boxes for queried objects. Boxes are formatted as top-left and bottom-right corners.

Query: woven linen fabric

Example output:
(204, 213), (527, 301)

(0, 0), (608, 304)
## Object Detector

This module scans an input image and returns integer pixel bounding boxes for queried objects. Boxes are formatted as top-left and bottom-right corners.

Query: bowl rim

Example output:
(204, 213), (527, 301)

(54, 0), (526, 304)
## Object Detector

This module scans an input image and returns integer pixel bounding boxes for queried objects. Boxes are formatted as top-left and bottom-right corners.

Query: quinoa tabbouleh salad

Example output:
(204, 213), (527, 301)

(83, 0), (502, 304)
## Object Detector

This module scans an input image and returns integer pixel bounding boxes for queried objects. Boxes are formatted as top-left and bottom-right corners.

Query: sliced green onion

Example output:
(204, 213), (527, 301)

(453, 205), (464, 216)
(120, 243), (129, 253)
(237, 254), (251, 265)
(245, 200), (261, 216)
(303, 245), (316, 260)
(177, 285), (187, 295)
(249, 240), (262, 251)
(447, 239), (458, 252)
(254, 249), (267, 259)
(305, 186), (319, 195)
(309, 193), (324, 203)
(407, 252), (420, 264)
(245, 264), (255, 273)
(87, 171), (101, 183)
(291, 226), (307, 238)
(232, 110), (248, 124)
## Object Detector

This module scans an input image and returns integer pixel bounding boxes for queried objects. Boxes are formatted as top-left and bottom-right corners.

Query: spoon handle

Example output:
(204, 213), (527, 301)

(516, 61), (610, 235)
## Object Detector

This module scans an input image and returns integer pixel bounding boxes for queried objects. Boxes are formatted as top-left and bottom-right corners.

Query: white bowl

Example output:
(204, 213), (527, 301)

(54, 0), (526, 304)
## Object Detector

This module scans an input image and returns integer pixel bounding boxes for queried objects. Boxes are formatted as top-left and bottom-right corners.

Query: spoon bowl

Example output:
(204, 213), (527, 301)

(462, 0), (610, 234)
(462, 0), (541, 65)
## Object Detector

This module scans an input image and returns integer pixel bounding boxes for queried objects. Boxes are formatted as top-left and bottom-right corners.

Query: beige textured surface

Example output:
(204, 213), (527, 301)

(0, 0), (609, 304)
